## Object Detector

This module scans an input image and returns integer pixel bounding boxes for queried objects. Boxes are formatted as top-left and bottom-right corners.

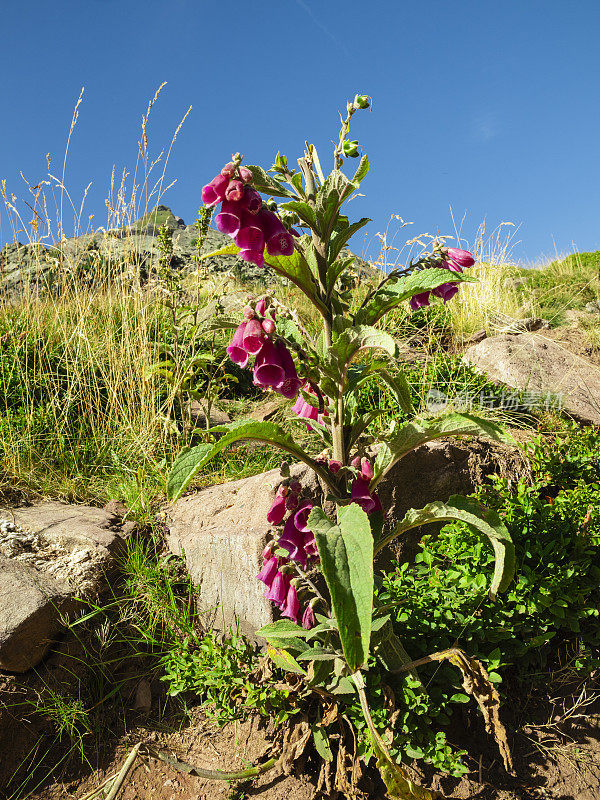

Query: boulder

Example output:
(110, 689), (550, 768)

(166, 438), (526, 636)
(0, 502), (133, 672)
(463, 333), (600, 426)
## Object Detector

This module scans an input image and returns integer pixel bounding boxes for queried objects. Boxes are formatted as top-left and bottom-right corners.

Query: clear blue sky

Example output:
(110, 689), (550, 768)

(1, 0), (599, 265)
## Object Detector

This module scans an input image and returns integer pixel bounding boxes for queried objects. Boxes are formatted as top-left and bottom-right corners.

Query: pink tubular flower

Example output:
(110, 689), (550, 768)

(201, 174), (230, 207)
(241, 186), (262, 214)
(302, 604), (316, 630)
(242, 318), (266, 355)
(281, 584), (300, 622)
(361, 459), (374, 481)
(225, 180), (245, 202)
(256, 556), (278, 588)
(328, 460), (342, 474)
(279, 515), (308, 568)
(226, 322), (249, 368)
(294, 500), (313, 533)
(409, 291), (431, 311)
(236, 211), (265, 252)
(274, 342), (301, 399)
(267, 487), (287, 525)
(441, 258), (463, 275)
(215, 200), (243, 237)
(432, 282), (459, 302)
(351, 475), (382, 515)
(221, 162), (236, 177)
(266, 570), (290, 607)
(256, 209), (295, 257)
(446, 248), (475, 269)
(291, 384), (325, 430)
(238, 249), (264, 267)
(254, 337), (286, 387)
(255, 297), (267, 317)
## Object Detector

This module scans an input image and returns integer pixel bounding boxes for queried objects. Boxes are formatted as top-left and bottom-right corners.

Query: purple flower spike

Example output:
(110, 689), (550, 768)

(281, 584), (300, 622)
(215, 200), (243, 236)
(274, 342), (301, 400)
(266, 571), (290, 607)
(256, 556), (278, 588)
(302, 604), (316, 630)
(409, 291), (431, 311)
(446, 248), (475, 269)
(242, 318), (266, 355)
(226, 322), (249, 368)
(267, 488), (287, 525)
(236, 212), (265, 252)
(238, 249), (264, 267)
(254, 337), (286, 388)
(432, 282), (459, 303)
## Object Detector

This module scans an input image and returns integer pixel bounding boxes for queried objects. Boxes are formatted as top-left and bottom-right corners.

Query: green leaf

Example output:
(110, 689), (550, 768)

(324, 325), (398, 383)
(262, 249), (326, 314)
(256, 620), (308, 640)
(328, 217), (371, 264)
(378, 369), (413, 415)
(267, 645), (306, 675)
(315, 170), (351, 238)
(312, 726), (334, 761)
(372, 412), (510, 486)
(198, 243), (240, 261)
(166, 420), (333, 501)
(296, 647), (338, 661)
(279, 200), (318, 231)
(246, 165), (295, 198)
(351, 155), (370, 187)
(308, 504), (374, 672)
(356, 268), (477, 325)
(325, 254), (355, 296)
(374, 495), (515, 599)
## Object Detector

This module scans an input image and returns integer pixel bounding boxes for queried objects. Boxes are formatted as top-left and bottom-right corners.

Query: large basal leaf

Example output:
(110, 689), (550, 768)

(375, 495), (515, 599)
(355, 268), (477, 325)
(166, 420), (332, 501)
(308, 504), (373, 672)
(324, 325), (398, 382)
(372, 412), (511, 487)
(246, 165), (295, 198)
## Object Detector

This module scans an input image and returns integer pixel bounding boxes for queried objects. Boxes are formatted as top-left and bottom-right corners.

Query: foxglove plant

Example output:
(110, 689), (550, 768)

(168, 96), (516, 798)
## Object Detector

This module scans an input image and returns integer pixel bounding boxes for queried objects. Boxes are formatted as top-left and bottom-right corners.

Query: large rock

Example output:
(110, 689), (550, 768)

(166, 438), (526, 636)
(0, 502), (133, 672)
(463, 333), (600, 426)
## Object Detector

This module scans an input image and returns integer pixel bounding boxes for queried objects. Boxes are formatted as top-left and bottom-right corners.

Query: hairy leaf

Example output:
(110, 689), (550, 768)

(351, 154), (370, 187)
(166, 420), (333, 501)
(324, 325), (398, 383)
(279, 200), (318, 231)
(328, 217), (371, 264)
(246, 165), (295, 198)
(375, 495), (515, 598)
(267, 645), (306, 675)
(309, 504), (374, 671)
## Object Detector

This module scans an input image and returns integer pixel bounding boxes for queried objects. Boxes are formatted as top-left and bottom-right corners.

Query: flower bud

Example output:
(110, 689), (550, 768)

(242, 305), (255, 319)
(289, 480), (302, 495)
(280, 461), (291, 478)
(221, 162), (236, 177)
(342, 140), (359, 158)
(354, 94), (370, 109)
(225, 180), (245, 202)
(328, 459), (342, 474)
(262, 319), (276, 335)
(286, 493), (300, 511)
(350, 455), (361, 469)
(238, 166), (253, 183)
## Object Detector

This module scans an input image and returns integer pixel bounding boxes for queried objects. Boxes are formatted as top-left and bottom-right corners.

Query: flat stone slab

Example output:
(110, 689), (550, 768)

(167, 438), (525, 636)
(0, 502), (133, 672)
(463, 333), (600, 426)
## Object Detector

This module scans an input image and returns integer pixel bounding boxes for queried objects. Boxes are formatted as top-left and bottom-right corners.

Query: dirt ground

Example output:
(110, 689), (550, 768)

(2, 637), (600, 800)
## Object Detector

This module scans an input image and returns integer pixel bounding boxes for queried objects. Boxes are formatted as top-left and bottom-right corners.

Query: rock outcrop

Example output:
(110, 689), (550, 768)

(0, 502), (134, 672)
(463, 333), (600, 426)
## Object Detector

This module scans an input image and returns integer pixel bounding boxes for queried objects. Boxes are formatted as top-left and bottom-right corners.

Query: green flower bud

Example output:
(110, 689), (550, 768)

(342, 140), (360, 158)
(354, 94), (370, 109)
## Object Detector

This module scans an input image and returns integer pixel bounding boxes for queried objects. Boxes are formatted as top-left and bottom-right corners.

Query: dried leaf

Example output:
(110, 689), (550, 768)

(320, 700), (340, 728)
(279, 718), (312, 774)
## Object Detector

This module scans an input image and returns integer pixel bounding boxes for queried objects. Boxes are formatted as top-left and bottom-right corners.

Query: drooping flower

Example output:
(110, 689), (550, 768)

(240, 186), (262, 214)
(226, 322), (249, 368)
(301, 604), (316, 630)
(294, 500), (313, 533)
(446, 248), (475, 269)
(265, 570), (290, 607)
(267, 486), (287, 525)
(281, 584), (300, 622)
(409, 291), (432, 311)
(238, 166), (253, 184)
(274, 341), (301, 399)
(279, 514), (308, 568)
(235, 211), (265, 252)
(328, 460), (342, 474)
(201, 174), (231, 207)
(215, 200), (243, 236)
(256, 556), (278, 588)
(221, 162), (236, 178)
(253, 337), (286, 388)
(291, 384), (326, 430)
(242, 318), (266, 355)
(238, 249), (264, 267)
(257, 209), (295, 257)
(351, 460), (381, 515)
(432, 282), (459, 302)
